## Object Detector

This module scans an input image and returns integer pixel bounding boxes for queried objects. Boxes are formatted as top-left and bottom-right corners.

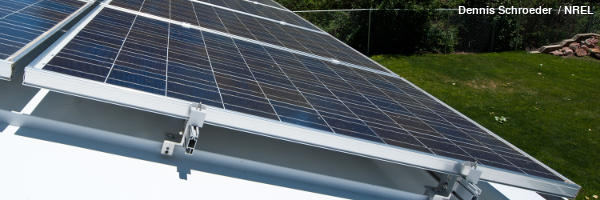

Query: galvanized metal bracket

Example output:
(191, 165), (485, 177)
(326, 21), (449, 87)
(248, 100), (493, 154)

(0, 59), (14, 81)
(161, 103), (206, 156)
(426, 161), (482, 200)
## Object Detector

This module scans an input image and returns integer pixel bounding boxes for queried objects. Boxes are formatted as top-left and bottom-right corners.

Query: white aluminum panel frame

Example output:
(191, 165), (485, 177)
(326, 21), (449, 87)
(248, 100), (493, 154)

(22, 3), (581, 198)
(285, 6), (398, 76)
(400, 78), (578, 184)
(187, 0), (398, 76)
(0, 60), (12, 81)
(0, 0), (94, 81)
(104, 4), (396, 78)
(189, 0), (322, 34)
(242, 0), (290, 12)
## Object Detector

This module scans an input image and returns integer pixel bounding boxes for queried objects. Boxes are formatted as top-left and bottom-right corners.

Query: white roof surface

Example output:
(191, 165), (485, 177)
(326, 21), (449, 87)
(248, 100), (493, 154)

(0, 130), (345, 200)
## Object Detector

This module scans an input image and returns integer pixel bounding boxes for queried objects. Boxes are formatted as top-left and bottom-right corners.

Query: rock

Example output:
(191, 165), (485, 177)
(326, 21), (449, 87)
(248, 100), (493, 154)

(569, 42), (580, 50)
(575, 47), (589, 57)
(550, 50), (563, 56)
(593, 53), (600, 59)
(584, 37), (599, 46)
(590, 48), (600, 53)
(562, 47), (574, 56)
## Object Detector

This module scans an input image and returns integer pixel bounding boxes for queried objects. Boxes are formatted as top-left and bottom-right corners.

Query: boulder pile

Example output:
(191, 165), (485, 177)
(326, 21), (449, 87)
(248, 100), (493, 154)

(536, 33), (600, 59)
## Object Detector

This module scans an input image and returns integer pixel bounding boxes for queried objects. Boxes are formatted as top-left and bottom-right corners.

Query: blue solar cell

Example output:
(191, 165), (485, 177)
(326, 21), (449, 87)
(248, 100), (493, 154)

(108, 0), (386, 73)
(0, 0), (86, 59)
(251, 0), (287, 10)
(109, 0), (145, 11)
(39, 5), (567, 182)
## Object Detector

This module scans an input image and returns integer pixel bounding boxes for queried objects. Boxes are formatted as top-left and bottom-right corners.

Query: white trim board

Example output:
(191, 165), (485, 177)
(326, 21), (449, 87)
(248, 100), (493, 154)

(22, 1), (581, 198)
(0, 0), (94, 80)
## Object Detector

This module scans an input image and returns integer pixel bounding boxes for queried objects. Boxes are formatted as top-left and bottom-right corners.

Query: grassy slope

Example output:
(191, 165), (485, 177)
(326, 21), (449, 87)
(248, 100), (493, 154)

(372, 52), (599, 199)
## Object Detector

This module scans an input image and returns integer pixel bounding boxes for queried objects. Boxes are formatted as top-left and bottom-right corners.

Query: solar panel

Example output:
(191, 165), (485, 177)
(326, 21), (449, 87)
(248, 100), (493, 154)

(23, 0), (580, 198)
(0, 0), (91, 80)
(107, 0), (388, 75)
(194, 0), (316, 31)
(246, 0), (288, 10)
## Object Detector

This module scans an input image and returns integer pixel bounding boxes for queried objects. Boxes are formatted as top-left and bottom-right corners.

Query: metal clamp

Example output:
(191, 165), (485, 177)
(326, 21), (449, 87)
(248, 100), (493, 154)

(426, 161), (482, 200)
(161, 103), (206, 156)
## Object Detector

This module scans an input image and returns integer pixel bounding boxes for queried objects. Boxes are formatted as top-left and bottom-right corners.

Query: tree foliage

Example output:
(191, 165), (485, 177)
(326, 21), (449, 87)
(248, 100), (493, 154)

(277, 0), (599, 55)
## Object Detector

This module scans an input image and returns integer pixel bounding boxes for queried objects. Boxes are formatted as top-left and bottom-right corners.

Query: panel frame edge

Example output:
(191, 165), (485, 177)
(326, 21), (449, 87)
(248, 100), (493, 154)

(0, 0), (94, 81)
(22, 67), (581, 198)
(21, 1), (581, 198)
(0, 60), (12, 80)
(399, 77), (580, 185)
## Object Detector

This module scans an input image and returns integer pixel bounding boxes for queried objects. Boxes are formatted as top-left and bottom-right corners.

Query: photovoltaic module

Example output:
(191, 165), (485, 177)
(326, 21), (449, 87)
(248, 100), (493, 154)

(0, 0), (91, 80)
(17, 0), (580, 197)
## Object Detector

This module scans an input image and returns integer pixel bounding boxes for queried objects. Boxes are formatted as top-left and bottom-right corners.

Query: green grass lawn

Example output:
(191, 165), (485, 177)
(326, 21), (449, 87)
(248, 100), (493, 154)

(372, 51), (599, 199)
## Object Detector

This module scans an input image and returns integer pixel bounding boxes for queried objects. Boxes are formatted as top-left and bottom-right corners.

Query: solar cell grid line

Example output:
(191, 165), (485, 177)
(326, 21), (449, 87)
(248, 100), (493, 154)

(249, 0), (288, 11)
(264, 48), (386, 143)
(329, 65), (484, 158)
(0, 0), (90, 80)
(164, 0), (171, 96)
(243, 0), (288, 11)
(199, 0), (317, 31)
(107, 0), (394, 76)
(324, 85), (432, 150)
(204, 0), (225, 7)
(170, 0), (197, 25)
(305, 62), (434, 153)
(211, 0), (243, 13)
(250, 16), (334, 60)
(43, 8), (136, 82)
(106, 17), (170, 95)
(362, 69), (564, 179)
(103, 0), (148, 81)
(243, 0), (317, 31)
(229, 36), (283, 122)
(319, 75), (434, 151)
(254, 18), (312, 53)
(190, 2), (228, 33)
(141, 0), (170, 19)
(279, 25), (339, 61)
(206, 1), (294, 50)
(213, 8), (255, 40)
(249, 3), (306, 29)
(108, 0), (145, 11)
(341, 66), (529, 173)
(1, 0), (44, 20)
(312, 33), (382, 71)
(314, 34), (376, 70)
(23, 2), (582, 197)
(202, 32), (279, 120)
(189, 0), (321, 32)
(214, 0), (290, 46)
(234, 13), (283, 47)
(233, 39), (332, 132)
(190, 3), (224, 108)
(315, 32), (389, 72)
(168, 24), (223, 107)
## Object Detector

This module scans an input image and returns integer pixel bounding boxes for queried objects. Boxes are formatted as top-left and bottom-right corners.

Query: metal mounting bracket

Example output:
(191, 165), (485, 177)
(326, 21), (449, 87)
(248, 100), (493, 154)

(426, 161), (482, 200)
(161, 103), (206, 156)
